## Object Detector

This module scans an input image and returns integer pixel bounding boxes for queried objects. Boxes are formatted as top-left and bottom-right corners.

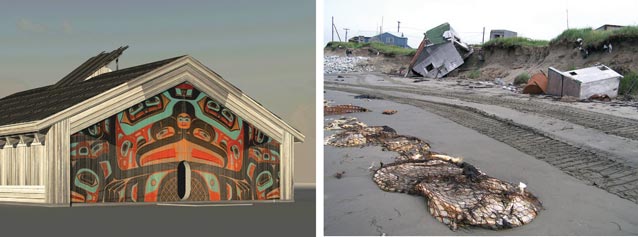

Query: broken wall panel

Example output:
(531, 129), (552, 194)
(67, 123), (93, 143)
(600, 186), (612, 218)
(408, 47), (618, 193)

(412, 42), (464, 78)
(546, 67), (565, 96)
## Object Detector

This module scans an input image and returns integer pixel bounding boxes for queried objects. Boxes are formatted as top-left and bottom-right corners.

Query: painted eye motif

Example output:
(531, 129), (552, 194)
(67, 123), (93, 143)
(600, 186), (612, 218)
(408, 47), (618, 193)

(121, 140), (132, 156)
(194, 128), (212, 142)
(256, 131), (265, 143)
(253, 149), (262, 159)
(79, 147), (90, 156)
(231, 145), (240, 159)
(221, 109), (234, 122)
(144, 96), (160, 106)
(206, 100), (221, 111)
(156, 127), (175, 139)
(91, 142), (103, 155)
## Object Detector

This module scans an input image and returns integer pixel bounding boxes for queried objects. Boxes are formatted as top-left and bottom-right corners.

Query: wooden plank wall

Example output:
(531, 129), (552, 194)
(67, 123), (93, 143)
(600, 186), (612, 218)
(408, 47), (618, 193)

(280, 132), (295, 201)
(0, 135), (47, 203)
(0, 186), (45, 203)
(44, 119), (70, 205)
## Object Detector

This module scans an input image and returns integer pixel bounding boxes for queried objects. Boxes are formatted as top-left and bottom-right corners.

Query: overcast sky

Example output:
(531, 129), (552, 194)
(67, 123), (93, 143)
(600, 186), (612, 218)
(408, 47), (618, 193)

(324, 0), (638, 48)
(0, 0), (315, 183)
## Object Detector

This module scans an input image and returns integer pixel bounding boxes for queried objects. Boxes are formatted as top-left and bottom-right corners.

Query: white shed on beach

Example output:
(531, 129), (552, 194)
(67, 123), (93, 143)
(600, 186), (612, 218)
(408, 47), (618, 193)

(547, 65), (623, 99)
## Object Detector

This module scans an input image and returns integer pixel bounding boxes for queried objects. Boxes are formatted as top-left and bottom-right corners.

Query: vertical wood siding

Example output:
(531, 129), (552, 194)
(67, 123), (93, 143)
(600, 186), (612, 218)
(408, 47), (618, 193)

(0, 136), (47, 203)
(45, 119), (70, 205)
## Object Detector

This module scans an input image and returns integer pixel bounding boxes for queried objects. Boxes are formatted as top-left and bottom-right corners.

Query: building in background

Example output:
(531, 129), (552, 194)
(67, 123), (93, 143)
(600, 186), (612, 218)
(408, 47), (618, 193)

(489, 29), (517, 40)
(595, 24), (625, 31)
(348, 32), (409, 48)
(348, 35), (370, 43)
(0, 47), (303, 206)
(369, 32), (410, 48)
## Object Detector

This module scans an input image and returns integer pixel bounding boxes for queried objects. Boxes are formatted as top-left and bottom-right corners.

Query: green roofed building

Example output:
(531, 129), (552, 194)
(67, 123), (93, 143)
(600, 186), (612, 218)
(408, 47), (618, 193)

(408, 22), (473, 78)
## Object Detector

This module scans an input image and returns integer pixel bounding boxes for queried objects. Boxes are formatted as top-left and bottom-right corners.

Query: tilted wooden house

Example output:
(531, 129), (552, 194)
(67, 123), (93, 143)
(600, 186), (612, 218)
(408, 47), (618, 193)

(0, 46), (304, 206)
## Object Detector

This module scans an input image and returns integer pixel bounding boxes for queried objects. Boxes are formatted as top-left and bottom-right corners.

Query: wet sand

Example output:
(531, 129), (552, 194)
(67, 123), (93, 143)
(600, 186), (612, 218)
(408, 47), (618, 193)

(324, 90), (638, 236)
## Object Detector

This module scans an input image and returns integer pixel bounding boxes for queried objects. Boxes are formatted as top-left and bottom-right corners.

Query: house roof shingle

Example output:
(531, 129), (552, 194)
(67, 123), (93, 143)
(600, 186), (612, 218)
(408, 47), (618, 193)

(0, 55), (183, 127)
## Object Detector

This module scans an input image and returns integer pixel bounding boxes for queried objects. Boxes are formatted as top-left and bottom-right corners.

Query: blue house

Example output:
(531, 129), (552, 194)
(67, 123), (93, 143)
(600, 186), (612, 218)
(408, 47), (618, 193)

(370, 32), (409, 48)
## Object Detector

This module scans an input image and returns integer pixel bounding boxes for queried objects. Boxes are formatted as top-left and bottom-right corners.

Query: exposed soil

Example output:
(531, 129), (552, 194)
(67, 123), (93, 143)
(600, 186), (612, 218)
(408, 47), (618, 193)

(324, 41), (638, 83)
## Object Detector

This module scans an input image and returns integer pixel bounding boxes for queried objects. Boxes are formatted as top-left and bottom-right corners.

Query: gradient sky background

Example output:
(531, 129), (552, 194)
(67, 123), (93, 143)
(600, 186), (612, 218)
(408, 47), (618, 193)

(0, 0), (316, 183)
(325, 0), (638, 48)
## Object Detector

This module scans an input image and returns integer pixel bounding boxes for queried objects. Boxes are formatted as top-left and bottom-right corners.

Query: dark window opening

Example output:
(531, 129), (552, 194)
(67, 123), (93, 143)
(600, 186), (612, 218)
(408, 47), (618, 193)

(425, 63), (434, 72)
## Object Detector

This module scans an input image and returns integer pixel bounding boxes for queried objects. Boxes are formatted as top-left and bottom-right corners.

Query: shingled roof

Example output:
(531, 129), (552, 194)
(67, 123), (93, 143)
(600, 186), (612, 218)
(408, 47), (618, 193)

(0, 53), (183, 126)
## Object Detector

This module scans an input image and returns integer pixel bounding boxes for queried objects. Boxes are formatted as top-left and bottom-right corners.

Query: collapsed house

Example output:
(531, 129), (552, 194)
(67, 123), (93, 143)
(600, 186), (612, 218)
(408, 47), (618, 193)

(546, 65), (623, 99)
(407, 22), (473, 78)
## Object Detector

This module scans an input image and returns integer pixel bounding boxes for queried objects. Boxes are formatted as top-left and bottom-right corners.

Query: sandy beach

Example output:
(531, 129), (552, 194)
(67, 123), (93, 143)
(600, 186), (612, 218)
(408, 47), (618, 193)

(324, 89), (638, 236)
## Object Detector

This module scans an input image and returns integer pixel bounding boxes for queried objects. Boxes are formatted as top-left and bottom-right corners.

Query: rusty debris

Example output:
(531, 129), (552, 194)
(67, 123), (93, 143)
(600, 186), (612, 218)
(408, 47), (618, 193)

(382, 110), (398, 115)
(325, 117), (542, 231)
(324, 104), (370, 116)
(523, 72), (548, 95)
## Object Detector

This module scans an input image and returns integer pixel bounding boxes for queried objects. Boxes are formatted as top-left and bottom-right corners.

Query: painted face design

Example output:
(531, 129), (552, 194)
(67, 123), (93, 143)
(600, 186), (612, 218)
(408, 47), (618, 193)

(70, 83), (281, 203)
(177, 113), (191, 129)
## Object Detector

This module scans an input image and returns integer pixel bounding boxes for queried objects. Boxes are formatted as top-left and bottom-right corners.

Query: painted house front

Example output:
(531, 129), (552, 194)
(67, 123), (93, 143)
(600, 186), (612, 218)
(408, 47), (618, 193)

(0, 47), (303, 206)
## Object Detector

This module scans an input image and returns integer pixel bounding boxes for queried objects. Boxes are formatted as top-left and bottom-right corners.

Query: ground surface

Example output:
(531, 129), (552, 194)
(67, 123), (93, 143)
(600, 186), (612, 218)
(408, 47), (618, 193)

(0, 188), (315, 236)
(324, 73), (638, 236)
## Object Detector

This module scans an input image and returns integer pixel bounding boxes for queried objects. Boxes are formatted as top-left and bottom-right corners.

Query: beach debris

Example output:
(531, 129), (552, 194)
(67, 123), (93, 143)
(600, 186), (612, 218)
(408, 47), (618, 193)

(354, 94), (384, 100)
(382, 110), (398, 115)
(324, 104), (370, 115)
(324, 55), (374, 74)
(522, 72), (548, 95)
(325, 117), (542, 231)
(588, 93), (611, 101)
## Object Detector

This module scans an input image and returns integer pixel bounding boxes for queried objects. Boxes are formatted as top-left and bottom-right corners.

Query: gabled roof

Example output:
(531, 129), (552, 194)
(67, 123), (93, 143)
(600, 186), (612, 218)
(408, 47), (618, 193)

(0, 55), (183, 126)
(0, 48), (304, 142)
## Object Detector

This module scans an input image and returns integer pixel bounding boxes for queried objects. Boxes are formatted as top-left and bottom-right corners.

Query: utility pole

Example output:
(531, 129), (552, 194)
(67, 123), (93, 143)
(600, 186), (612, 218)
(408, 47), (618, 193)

(566, 0), (569, 29)
(482, 27), (485, 44)
(397, 21), (401, 33)
(332, 16), (334, 41)
(380, 16), (384, 33)
(566, 9), (569, 29)
(344, 28), (350, 41)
